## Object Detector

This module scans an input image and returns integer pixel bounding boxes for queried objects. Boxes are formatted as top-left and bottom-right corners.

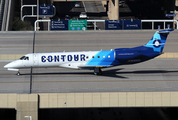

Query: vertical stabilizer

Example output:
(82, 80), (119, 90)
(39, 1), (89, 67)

(144, 29), (174, 52)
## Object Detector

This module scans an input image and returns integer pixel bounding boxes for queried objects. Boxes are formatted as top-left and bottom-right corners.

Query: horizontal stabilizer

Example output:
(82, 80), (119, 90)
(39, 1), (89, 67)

(157, 29), (174, 34)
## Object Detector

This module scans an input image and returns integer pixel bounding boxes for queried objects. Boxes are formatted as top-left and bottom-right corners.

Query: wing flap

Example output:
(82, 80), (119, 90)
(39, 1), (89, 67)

(78, 65), (112, 69)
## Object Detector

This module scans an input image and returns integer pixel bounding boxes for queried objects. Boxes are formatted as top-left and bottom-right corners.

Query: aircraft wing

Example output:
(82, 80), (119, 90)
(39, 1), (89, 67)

(59, 63), (113, 69)
(78, 65), (113, 69)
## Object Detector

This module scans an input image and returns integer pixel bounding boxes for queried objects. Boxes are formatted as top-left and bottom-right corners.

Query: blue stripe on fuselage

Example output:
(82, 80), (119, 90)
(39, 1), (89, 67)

(86, 51), (119, 66)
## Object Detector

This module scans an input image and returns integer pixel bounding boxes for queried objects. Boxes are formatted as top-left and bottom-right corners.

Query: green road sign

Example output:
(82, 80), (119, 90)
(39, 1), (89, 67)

(69, 20), (87, 31)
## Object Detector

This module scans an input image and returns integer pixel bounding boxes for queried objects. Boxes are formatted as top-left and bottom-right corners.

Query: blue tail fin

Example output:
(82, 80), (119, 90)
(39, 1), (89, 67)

(144, 29), (174, 52)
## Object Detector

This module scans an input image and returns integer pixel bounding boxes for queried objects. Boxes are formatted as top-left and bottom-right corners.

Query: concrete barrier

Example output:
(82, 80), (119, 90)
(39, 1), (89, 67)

(0, 92), (178, 120)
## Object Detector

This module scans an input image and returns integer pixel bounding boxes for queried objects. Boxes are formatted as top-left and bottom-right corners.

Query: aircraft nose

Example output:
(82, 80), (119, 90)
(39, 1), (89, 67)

(4, 63), (12, 68)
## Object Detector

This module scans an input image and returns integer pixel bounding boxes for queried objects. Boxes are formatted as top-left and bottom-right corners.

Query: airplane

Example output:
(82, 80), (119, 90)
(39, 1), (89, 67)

(4, 29), (174, 75)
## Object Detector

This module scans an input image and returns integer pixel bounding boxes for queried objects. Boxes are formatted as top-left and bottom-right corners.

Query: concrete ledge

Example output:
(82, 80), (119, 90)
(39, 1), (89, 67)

(16, 94), (38, 120)
(0, 94), (17, 108)
(0, 92), (178, 109)
(39, 92), (178, 108)
(1, 92), (178, 120)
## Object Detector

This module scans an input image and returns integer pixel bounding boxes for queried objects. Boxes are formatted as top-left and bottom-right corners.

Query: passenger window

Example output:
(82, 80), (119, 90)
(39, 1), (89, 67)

(98, 56), (100, 58)
(92, 56), (94, 58)
(108, 55), (110, 58)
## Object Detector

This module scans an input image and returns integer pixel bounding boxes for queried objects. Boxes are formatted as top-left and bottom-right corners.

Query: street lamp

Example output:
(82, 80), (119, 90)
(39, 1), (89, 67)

(170, 10), (178, 29)
(37, 0), (39, 31)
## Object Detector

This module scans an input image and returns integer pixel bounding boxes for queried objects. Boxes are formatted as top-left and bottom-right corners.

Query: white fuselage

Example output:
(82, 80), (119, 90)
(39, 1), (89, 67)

(4, 51), (100, 71)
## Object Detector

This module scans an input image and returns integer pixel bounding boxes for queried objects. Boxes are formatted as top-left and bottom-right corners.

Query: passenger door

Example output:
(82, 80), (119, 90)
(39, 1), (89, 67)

(33, 54), (39, 66)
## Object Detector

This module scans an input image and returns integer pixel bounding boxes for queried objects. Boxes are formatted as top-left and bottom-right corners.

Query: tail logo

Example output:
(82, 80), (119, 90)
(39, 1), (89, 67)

(153, 39), (161, 48)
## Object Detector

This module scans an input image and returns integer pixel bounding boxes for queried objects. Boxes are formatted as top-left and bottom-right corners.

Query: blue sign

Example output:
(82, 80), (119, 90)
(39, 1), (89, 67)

(39, 5), (53, 16)
(123, 20), (141, 30)
(51, 20), (68, 30)
(165, 14), (176, 17)
(105, 20), (122, 30)
(158, 25), (161, 29)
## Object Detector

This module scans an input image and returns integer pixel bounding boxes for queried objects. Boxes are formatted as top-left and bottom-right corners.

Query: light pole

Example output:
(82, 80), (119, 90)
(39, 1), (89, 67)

(37, 0), (39, 31)
(170, 10), (178, 29)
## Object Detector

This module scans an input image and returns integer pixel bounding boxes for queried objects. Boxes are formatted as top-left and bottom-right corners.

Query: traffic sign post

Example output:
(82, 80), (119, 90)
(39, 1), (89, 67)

(165, 14), (176, 17)
(105, 20), (122, 30)
(39, 4), (55, 18)
(51, 20), (68, 30)
(69, 20), (87, 31)
(21, 4), (56, 21)
(123, 20), (141, 30)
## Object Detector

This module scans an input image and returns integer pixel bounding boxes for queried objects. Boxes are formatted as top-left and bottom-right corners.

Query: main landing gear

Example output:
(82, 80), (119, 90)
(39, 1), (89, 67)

(94, 68), (102, 75)
(16, 72), (20, 76)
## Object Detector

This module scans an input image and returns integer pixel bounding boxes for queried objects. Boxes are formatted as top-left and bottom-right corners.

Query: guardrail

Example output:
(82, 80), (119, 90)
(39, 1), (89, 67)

(141, 20), (178, 30)
(34, 19), (50, 31)
(87, 20), (105, 30)
(34, 19), (105, 31)
(21, 5), (56, 21)
(21, 5), (37, 21)
(34, 19), (178, 31)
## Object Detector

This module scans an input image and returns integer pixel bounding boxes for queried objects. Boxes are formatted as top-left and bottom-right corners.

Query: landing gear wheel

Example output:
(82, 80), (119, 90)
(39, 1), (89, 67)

(94, 72), (98, 75)
(16, 72), (20, 76)
(94, 68), (102, 75)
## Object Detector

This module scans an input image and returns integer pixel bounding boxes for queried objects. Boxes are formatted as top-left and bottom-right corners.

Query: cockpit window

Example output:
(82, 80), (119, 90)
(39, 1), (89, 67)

(20, 56), (29, 60)
(20, 56), (26, 60)
(24, 57), (29, 60)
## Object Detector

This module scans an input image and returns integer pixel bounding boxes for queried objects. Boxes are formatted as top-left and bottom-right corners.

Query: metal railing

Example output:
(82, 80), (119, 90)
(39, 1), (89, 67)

(34, 19), (50, 31)
(34, 19), (105, 31)
(34, 19), (178, 31)
(87, 20), (105, 30)
(141, 20), (178, 30)
(21, 5), (56, 21)
(21, 5), (37, 21)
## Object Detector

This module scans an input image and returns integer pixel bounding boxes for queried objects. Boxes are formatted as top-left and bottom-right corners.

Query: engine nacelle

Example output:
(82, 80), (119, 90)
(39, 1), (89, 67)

(115, 50), (142, 60)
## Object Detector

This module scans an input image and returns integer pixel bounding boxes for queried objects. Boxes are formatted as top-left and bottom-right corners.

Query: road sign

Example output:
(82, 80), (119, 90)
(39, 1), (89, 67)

(165, 14), (176, 17)
(124, 20), (141, 30)
(69, 20), (87, 31)
(51, 20), (68, 30)
(39, 5), (54, 17)
(105, 20), (122, 30)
